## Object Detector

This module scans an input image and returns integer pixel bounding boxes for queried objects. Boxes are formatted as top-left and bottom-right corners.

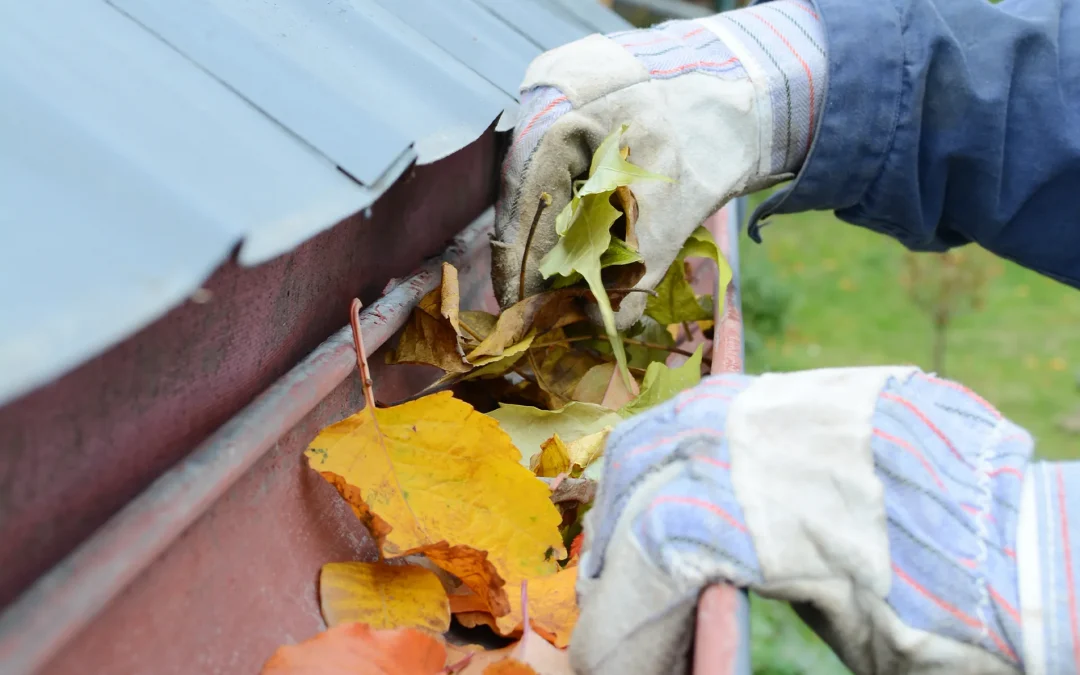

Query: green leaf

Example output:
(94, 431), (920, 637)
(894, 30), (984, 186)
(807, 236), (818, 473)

(554, 124), (671, 236)
(550, 237), (643, 289)
(542, 123), (674, 390)
(581, 123), (673, 199)
(539, 193), (631, 387)
(619, 345), (703, 417)
(645, 226), (734, 326)
(648, 260), (713, 326)
(488, 402), (623, 468)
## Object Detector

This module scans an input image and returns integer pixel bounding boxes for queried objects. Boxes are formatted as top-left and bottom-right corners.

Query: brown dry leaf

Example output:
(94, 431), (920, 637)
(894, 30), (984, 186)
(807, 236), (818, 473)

(458, 310), (499, 343)
(405, 542), (510, 618)
(387, 263), (471, 373)
(466, 290), (590, 363)
(530, 434), (571, 478)
(261, 623), (445, 675)
(305, 392), (565, 610)
(319, 562), (450, 632)
(534, 346), (603, 407)
(612, 185), (639, 250)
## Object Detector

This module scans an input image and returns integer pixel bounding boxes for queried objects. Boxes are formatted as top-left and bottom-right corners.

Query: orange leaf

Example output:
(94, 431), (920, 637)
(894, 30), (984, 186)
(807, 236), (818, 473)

(405, 542), (510, 618)
(569, 534), (585, 563)
(454, 611), (504, 634)
(261, 623), (445, 675)
(449, 591), (491, 615)
(319, 562), (449, 632)
(483, 661), (538, 675)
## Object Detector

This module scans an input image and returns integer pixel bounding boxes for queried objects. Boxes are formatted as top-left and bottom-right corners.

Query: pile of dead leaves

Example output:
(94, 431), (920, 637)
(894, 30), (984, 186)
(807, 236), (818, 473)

(261, 125), (731, 675)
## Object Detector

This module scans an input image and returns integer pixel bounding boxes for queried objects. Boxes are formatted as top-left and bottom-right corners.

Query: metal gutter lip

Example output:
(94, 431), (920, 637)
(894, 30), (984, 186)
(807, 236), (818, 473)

(0, 209), (495, 675)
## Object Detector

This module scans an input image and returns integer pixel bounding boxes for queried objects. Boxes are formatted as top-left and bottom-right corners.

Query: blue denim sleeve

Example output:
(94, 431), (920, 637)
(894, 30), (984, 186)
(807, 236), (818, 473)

(749, 0), (1080, 289)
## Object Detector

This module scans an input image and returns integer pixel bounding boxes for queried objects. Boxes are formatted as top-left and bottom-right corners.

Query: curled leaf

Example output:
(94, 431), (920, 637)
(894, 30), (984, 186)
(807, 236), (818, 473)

(530, 434), (571, 478)
(387, 263), (471, 373)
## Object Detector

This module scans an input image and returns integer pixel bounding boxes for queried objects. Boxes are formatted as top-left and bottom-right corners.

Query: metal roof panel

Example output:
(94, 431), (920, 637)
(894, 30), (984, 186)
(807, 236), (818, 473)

(0, 0), (372, 406)
(372, 0), (541, 97)
(472, 0), (592, 50)
(112, 0), (513, 166)
(541, 0), (635, 33)
(0, 0), (630, 407)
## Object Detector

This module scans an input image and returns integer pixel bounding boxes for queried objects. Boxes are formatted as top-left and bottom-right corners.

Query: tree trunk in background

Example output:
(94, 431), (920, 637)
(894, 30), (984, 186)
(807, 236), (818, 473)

(932, 312), (949, 376)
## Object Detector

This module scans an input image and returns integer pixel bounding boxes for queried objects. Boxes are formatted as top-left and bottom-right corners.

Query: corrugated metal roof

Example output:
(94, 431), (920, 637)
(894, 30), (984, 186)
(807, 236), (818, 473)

(0, 0), (632, 407)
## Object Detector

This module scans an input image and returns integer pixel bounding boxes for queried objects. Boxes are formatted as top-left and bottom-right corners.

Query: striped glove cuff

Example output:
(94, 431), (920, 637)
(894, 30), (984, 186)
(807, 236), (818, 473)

(1019, 461), (1080, 674)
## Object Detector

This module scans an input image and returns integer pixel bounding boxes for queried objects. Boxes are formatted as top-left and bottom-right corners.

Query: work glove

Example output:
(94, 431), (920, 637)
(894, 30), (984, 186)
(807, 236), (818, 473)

(573, 366), (1080, 675)
(492, 0), (826, 326)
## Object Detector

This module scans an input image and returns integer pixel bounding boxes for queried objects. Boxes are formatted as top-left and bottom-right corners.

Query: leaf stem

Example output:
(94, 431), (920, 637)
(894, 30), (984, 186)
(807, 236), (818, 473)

(531, 334), (712, 365)
(604, 287), (659, 298)
(519, 192), (552, 302)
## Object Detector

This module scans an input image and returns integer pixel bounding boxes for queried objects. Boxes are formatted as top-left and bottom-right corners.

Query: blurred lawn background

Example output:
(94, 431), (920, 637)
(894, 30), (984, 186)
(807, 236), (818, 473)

(738, 203), (1080, 673)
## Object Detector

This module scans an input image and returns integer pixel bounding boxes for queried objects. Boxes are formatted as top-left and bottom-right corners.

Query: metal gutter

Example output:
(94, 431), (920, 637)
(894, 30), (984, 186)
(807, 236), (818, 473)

(0, 199), (752, 674)
(0, 210), (495, 675)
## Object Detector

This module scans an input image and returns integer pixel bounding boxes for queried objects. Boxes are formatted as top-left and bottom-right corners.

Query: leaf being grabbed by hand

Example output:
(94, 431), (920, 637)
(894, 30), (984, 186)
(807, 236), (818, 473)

(540, 124), (671, 390)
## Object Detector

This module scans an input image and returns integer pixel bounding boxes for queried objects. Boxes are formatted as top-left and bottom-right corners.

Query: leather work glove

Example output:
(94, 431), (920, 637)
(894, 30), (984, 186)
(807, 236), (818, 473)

(573, 366), (1080, 675)
(492, 0), (826, 326)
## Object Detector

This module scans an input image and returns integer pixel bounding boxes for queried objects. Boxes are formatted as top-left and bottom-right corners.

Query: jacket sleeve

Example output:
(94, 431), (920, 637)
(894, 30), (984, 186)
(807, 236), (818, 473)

(749, 0), (1080, 289)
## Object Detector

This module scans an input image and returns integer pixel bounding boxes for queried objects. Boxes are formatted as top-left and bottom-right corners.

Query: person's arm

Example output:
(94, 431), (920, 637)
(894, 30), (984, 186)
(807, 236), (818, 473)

(571, 367), (1080, 674)
(751, 0), (1080, 289)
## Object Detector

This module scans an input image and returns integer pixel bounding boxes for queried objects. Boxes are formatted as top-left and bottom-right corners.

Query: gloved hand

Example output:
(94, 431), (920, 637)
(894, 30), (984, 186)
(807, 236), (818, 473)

(571, 366), (1072, 675)
(492, 1), (826, 326)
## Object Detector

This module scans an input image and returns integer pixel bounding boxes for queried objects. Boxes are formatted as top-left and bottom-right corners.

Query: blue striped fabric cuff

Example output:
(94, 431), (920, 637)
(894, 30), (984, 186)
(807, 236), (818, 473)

(698, 0), (827, 176)
(1021, 461), (1080, 674)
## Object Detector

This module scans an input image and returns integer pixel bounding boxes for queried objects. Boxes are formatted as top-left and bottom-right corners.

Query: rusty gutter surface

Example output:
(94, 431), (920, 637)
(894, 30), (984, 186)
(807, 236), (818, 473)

(0, 209), (495, 675)
(697, 201), (752, 675)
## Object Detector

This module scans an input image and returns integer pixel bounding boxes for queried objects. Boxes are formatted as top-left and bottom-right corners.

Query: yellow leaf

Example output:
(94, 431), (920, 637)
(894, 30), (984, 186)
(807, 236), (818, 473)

(489, 402), (622, 469)
(565, 430), (609, 476)
(387, 263), (471, 373)
(319, 562), (450, 632)
(306, 392), (565, 590)
(261, 623), (446, 675)
(493, 567), (580, 648)
(530, 434), (571, 478)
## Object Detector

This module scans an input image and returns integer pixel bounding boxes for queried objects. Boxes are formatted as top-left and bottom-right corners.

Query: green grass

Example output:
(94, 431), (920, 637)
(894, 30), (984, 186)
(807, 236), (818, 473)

(741, 208), (1080, 460)
(741, 207), (1080, 674)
